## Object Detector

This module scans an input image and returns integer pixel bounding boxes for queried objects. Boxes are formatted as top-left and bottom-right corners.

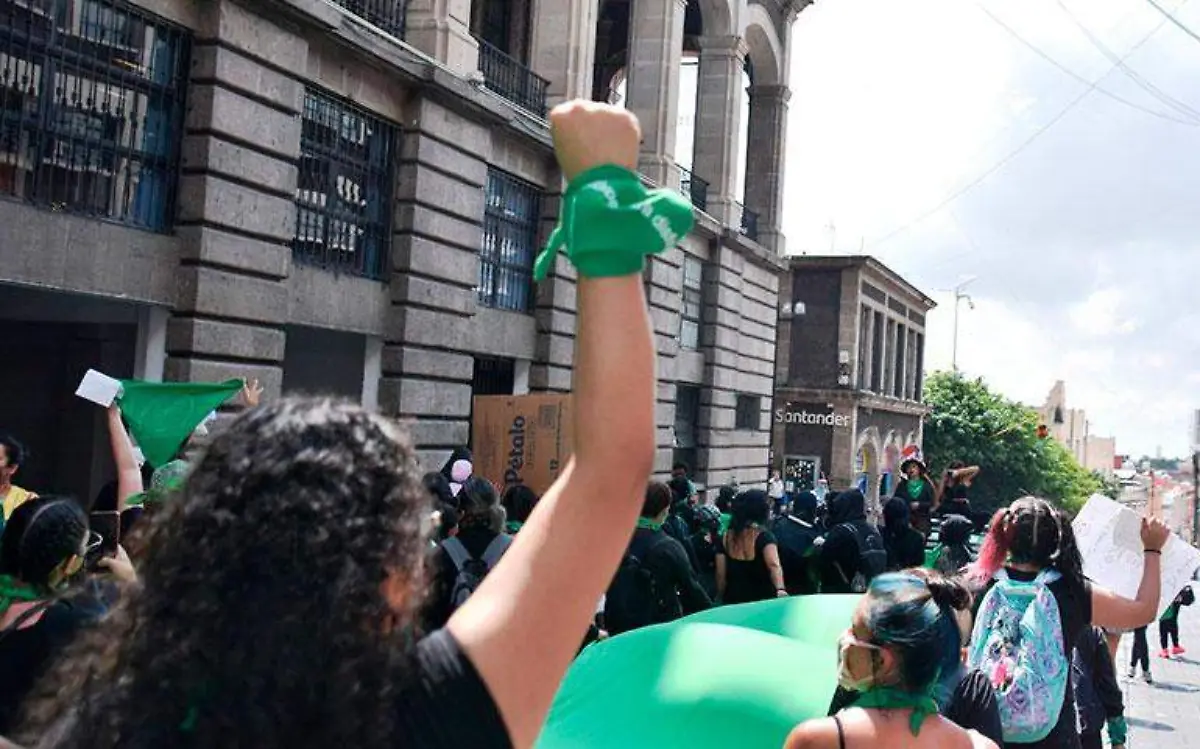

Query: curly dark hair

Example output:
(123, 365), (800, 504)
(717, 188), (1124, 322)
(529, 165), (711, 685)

(0, 496), (87, 590)
(17, 398), (432, 748)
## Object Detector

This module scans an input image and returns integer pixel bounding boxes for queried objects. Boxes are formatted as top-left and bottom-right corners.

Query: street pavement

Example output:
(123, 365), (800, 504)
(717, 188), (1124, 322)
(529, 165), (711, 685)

(1116, 608), (1200, 748)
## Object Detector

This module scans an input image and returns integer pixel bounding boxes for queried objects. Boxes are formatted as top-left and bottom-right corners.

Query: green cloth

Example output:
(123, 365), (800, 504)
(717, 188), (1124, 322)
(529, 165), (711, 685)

(118, 380), (242, 467)
(1161, 602), (1182, 622)
(1107, 715), (1128, 745)
(534, 165), (695, 281)
(852, 687), (939, 736)
(905, 478), (927, 501)
(537, 595), (860, 749)
(924, 543), (943, 569)
(718, 513), (733, 536)
(636, 517), (664, 532)
(0, 575), (43, 616)
(505, 521), (524, 535)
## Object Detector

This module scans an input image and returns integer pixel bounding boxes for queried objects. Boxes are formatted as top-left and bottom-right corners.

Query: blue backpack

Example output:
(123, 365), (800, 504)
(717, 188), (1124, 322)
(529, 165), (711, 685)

(967, 569), (1069, 744)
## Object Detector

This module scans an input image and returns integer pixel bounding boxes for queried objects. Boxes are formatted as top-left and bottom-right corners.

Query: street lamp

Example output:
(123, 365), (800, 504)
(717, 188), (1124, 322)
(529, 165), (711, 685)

(952, 277), (977, 373)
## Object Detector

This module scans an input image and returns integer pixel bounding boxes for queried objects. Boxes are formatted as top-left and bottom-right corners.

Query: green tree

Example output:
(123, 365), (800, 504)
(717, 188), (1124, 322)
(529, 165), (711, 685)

(922, 372), (1105, 515)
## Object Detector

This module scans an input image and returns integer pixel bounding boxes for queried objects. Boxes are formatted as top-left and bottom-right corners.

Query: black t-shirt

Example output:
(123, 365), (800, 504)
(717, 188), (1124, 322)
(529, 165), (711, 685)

(829, 668), (1002, 745)
(717, 529), (778, 604)
(772, 515), (820, 595)
(980, 568), (1093, 749)
(881, 526), (926, 572)
(425, 527), (507, 631)
(818, 521), (881, 594)
(0, 600), (96, 734)
(401, 629), (511, 748)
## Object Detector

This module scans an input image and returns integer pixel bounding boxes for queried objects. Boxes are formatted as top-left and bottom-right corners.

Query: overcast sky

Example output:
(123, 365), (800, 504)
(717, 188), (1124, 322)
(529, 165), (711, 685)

(779, 0), (1200, 458)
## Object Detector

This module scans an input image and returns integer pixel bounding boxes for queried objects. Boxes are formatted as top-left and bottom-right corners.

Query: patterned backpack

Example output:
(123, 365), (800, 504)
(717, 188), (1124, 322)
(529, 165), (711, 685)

(966, 569), (1069, 744)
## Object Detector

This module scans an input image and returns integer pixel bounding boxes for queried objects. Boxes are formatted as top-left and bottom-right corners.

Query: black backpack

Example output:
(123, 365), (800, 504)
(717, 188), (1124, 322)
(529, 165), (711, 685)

(605, 535), (676, 635)
(836, 523), (888, 593)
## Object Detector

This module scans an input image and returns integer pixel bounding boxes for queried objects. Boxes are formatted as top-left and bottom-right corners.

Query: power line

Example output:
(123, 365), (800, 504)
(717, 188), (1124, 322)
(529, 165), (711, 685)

(1052, 0), (1200, 124)
(975, 2), (1199, 126)
(865, 9), (1183, 250)
(1141, 0), (1200, 45)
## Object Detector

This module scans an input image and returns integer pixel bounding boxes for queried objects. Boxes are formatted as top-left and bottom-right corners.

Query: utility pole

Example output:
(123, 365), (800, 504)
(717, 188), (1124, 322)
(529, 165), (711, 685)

(951, 277), (977, 373)
(1193, 450), (1199, 545)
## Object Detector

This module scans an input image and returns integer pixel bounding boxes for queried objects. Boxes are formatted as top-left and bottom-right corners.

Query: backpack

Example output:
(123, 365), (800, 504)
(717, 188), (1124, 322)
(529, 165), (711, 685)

(442, 535), (512, 611)
(967, 569), (1069, 744)
(1181, 585), (1195, 607)
(836, 522), (887, 593)
(605, 535), (675, 635)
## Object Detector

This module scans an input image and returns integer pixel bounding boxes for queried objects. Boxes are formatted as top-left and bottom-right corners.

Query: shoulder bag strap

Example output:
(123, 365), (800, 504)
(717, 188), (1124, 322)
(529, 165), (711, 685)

(481, 534), (513, 568)
(441, 537), (471, 572)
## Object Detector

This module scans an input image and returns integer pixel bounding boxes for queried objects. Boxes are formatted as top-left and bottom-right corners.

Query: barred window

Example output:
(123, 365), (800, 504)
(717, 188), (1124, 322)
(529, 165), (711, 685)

(679, 255), (703, 349)
(479, 168), (541, 313)
(294, 89), (396, 280)
(0, 0), (190, 231)
(735, 394), (760, 431)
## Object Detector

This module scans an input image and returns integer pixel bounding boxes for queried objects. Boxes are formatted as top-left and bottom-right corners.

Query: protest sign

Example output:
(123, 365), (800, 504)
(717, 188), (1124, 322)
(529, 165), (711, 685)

(75, 369), (123, 407)
(1073, 494), (1200, 618)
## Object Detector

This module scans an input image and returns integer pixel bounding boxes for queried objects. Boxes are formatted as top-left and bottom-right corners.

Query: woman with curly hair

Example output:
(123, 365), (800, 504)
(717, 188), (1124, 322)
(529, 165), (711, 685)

(11, 101), (665, 749)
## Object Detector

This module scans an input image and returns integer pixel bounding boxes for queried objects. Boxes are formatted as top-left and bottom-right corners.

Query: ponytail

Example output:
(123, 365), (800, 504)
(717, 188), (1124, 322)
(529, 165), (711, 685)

(968, 507), (1015, 585)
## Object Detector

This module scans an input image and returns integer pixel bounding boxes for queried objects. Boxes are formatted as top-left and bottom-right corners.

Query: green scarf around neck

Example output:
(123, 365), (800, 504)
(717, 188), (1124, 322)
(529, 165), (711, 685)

(636, 517), (664, 531)
(905, 477), (926, 501)
(0, 574), (44, 616)
(852, 686), (939, 736)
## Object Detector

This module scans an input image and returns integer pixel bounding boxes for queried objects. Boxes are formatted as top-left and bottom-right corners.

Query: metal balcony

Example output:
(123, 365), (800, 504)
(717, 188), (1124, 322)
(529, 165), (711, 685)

(477, 38), (550, 117)
(330, 0), (409, 38)
(678, 167), (709, 212)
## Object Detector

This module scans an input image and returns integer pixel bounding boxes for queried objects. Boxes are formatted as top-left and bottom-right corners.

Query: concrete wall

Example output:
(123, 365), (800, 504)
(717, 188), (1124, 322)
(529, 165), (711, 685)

(0, 0), (791, 483)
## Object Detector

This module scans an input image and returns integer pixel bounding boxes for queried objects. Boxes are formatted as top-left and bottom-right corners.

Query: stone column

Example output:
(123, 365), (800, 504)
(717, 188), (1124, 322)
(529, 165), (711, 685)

(625, 0), (686, 187)
(169, 0), (302, 400)
(404, 0), (481, 77)
(691, 35), (746, 225)
(744, 84), (791, 254)
(531, 190), (577, 393)
(529, 0), (599, 107)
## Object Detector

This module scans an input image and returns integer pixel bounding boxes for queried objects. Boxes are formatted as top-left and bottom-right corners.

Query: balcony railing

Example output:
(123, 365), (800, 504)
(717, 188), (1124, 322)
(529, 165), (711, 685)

(330, 0), (409, 38)
(477, 38), (550, 117)
(678, 167), (709, 212)
(739, 203), (760, 241)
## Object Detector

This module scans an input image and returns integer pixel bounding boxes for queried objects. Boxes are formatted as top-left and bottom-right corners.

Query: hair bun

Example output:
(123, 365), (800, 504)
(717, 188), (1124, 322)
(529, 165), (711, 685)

(926, 576), (971, 612)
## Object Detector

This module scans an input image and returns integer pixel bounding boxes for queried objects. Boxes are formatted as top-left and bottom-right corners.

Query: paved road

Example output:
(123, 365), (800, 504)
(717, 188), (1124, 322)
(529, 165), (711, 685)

(1116, 608), (1200, 748)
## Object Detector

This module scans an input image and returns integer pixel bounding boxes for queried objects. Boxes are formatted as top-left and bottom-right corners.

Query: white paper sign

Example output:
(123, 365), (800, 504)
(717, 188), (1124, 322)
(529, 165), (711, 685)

(1073, 494), (1200, 618)
(74, 369), (123, 407)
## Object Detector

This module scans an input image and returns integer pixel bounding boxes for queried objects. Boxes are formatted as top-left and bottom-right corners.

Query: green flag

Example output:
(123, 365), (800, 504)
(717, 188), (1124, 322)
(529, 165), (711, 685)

(118, 380), (242, 467)
(536, 595), (859, 749)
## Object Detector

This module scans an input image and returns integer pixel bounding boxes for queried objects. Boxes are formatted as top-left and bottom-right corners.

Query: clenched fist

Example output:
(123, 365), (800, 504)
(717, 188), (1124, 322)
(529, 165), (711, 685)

(549, 100), (641, 182)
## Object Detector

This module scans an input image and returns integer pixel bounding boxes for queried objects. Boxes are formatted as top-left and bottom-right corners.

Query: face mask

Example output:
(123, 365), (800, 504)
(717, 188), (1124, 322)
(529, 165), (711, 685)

(837, 631), (883, 691)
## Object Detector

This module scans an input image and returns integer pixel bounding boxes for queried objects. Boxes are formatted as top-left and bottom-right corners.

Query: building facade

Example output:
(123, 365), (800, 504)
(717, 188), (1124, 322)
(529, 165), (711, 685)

(0, 0), (796, 501)
(1039, 381), (1116, 478)
(773, 256), (935, 513)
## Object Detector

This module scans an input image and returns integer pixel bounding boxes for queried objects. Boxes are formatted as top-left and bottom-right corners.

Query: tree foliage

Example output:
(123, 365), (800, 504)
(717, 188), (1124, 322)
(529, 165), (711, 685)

(922, 372), (1105, 515)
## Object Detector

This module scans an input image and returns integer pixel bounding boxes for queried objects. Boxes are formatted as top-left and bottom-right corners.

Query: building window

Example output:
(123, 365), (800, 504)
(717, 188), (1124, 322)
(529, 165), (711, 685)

(0, 0), (190, 232)
(472, 356), (515, 396)
(870, 311), (884, 392)
(679, 255), (703, 349)
(294, 89), (395, 280)
(735, 395), (760, 431)
(480, 168), (541, 312)
(673, 385), (701, 473)
(857, 305), (872, 390)
(914, 333), (925, 401)
(892, 322), (907, 399)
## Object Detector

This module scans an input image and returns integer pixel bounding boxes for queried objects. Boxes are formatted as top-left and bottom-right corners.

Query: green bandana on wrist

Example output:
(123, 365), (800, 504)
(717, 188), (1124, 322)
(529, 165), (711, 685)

(636, 517), (664, 531)
(852, 687), (939, 736)
(1107, 716), (1127, 745)
(534, 165), (695, 281)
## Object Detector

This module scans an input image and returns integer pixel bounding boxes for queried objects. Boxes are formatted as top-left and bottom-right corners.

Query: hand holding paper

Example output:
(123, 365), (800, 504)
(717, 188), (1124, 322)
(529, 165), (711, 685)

(75, 369), (123, 407)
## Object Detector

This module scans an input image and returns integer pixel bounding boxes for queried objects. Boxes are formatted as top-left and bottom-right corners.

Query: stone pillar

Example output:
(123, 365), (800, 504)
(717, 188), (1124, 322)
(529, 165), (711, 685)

(531, 190), (578, 393)
(700, 245), (745, 487)
(744, 84), (791, 254)
(529, 0), (599, 107)
(644, 248), (684, 476)
(692, 35), (746, 225)
(405, 0), (481, 77)
(384, 96), (489, 469)
(169, 0), (301, 400)
(625, 0), (686, 186)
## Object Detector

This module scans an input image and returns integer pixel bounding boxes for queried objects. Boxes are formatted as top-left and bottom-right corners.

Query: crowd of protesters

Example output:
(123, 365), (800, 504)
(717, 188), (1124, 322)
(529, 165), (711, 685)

(0, 101), (1180, 749)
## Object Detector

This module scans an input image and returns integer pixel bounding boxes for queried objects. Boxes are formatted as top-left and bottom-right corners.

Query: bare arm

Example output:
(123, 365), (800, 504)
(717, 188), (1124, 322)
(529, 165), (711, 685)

(716, 553), (728, 600)
(763, 543), (785, 593)
(1092, 517), (1170, 630)
(448, 102), (656, 749)
(105, 405), (143, 512)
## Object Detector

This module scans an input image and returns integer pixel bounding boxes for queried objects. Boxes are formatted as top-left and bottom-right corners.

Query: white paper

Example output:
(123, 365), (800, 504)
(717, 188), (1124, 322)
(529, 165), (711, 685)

(1073, 494), (1200, 618)
(74, 369), (123, 407)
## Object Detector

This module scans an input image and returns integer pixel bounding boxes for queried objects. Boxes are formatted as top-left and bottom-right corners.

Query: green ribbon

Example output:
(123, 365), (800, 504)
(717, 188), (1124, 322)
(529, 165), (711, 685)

(852, 686), (939, 736)
(0, 574), (44, 616)
(534, 165), (695, 282)
(1107, 716), (1127, 745)
(636, 517), (664, 531)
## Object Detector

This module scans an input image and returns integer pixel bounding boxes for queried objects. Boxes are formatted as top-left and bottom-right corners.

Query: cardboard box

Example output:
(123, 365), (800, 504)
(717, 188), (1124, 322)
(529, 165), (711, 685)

(472, 394), (574, 495)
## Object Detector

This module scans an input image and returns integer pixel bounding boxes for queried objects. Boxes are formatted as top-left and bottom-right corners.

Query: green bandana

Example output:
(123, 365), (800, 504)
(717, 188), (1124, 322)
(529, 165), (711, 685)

(534, 165), (695, 281)
(0, 574), (43, 616)
(636, 517), (664, 531)
(118, 380), (243, 467)
(853, 686), (939, 736)
(905, 478), (926, 501)
(1107, 716), (1127, 745)
(505, 520), (524, 535)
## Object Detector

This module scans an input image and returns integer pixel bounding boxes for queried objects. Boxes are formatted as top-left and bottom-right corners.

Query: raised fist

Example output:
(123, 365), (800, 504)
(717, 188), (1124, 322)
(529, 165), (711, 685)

(549, 100), (641, 182)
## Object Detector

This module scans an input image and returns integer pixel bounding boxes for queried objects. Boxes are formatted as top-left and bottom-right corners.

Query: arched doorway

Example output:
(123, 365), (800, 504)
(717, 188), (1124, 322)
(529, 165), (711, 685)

(881, 435), (901, 500)
(854, 427), (882, 517)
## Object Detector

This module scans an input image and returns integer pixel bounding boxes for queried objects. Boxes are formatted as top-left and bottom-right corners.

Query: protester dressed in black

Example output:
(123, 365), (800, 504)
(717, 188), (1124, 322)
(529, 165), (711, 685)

(880, 497), (926, 572)
(771, 491), (821, 595)
(717, 490), (786, 604)
(817, 490), (885, 594)
(1074, 627), (1125, 749)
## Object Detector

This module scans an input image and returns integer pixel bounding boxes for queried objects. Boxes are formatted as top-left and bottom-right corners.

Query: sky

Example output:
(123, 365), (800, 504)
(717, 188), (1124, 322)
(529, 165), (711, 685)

(772, 0), (1200, 458)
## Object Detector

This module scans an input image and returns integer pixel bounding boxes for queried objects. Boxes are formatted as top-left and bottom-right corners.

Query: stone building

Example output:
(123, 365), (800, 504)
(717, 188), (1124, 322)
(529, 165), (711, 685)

(1039, 381), (1116, 478)
(773, 255), (935, 513)
(0, 0), (796, 501)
